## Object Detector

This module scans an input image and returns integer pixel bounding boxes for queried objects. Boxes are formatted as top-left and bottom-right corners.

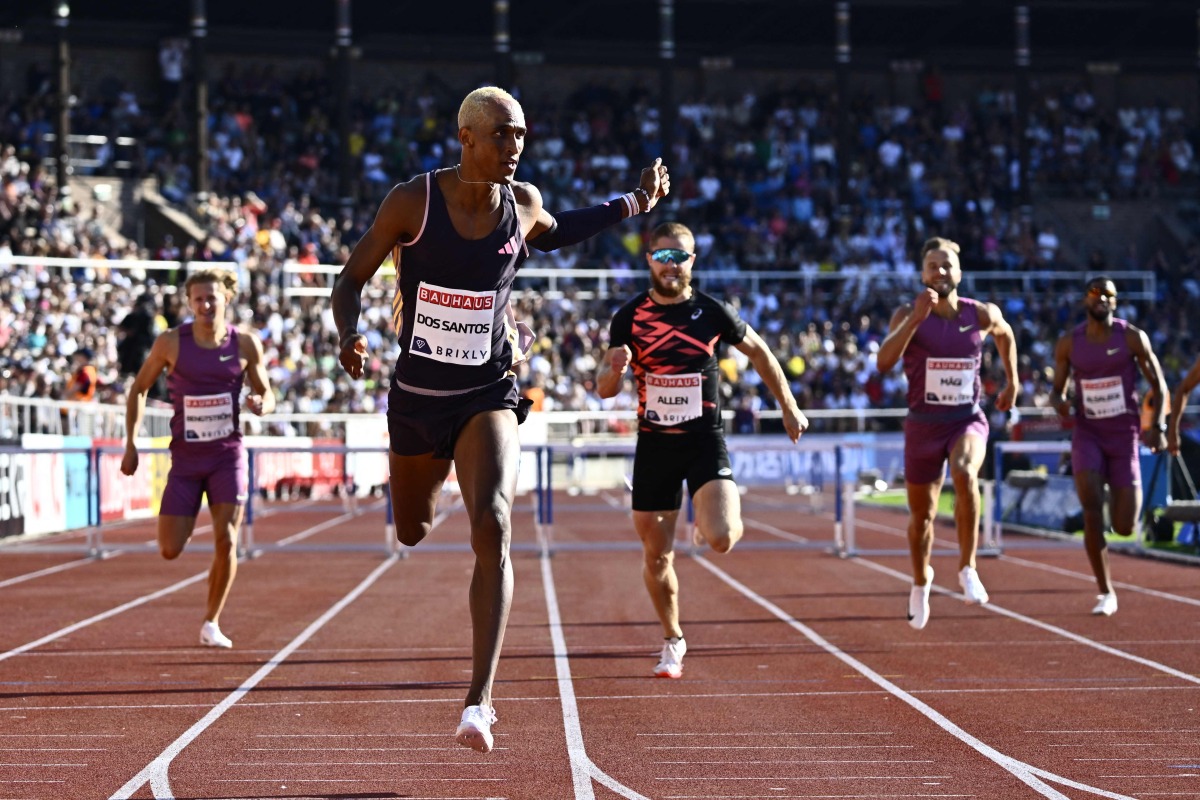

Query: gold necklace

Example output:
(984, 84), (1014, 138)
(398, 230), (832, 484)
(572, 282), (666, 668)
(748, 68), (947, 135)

(454, 164), (496, 186)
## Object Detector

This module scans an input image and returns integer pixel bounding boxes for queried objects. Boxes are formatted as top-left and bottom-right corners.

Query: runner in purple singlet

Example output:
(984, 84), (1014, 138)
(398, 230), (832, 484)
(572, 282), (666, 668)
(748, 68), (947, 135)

(332, 86), (670, 752)
(877, 237), (1018, 630)
(121, 269), (275, 649)
(1051, 277), (1167, 617)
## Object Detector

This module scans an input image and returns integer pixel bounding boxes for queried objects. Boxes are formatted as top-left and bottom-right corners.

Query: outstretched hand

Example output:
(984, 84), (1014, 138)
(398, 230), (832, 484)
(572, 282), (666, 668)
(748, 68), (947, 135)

(638, 158), (671, 211)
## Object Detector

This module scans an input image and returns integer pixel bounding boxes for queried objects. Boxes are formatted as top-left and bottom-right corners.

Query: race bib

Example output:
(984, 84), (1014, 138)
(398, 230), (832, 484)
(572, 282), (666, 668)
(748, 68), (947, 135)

(409, 282), (495, 366)
(644, 372), (702, 426)
(924, 358), (975, 405)
(1080, 376), (1125, 419)
(183, 393), (235, 441)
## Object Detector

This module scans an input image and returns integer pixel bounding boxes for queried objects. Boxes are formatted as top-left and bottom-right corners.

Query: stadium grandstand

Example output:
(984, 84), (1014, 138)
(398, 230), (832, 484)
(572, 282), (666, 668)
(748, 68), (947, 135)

(1, 0), (1198, 544)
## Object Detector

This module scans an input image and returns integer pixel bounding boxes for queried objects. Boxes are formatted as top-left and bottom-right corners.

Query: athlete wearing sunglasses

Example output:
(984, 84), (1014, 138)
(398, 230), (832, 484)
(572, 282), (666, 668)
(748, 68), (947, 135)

(597, 221), (808, 680)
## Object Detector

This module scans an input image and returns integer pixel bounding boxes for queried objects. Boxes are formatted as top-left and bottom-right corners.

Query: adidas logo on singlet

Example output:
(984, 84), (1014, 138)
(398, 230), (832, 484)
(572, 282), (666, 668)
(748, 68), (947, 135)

(498, 235), (520, 255)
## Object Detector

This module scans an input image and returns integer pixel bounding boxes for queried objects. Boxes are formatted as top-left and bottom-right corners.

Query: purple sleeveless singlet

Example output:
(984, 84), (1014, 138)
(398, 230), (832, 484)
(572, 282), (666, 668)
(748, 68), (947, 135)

(161, 322), (248, 515)
(1068, 318), (1142, 487)
(901, 297), (990, 484)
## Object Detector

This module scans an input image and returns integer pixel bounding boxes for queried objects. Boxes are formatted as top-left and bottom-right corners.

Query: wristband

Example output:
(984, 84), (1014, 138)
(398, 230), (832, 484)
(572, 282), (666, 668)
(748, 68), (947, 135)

(633, 187), (651, 213)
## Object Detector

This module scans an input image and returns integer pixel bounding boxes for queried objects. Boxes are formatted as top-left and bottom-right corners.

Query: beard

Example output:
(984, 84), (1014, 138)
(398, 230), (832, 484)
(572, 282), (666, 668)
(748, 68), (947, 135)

(924, 278), (958, 298)
(1087, 304), (1113, 323)
(651, 271), (691, 299)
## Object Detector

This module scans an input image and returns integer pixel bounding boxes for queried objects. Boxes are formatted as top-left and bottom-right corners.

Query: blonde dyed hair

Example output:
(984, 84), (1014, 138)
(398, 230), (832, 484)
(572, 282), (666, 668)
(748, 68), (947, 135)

(185, 268), (239, 300)
(458, 86), (521, 130)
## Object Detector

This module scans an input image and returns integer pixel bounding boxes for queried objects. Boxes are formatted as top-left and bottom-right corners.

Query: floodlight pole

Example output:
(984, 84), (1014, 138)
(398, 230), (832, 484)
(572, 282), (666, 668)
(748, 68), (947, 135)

(835, 2), (851, 219)
(336, 0), (354, 212)
(660, 0), (676, 164)
(53, 1), (71, 203)
(191, 0), (209, 199)
(1015, 4), (1032, 220)
(494, 0), (512, 89)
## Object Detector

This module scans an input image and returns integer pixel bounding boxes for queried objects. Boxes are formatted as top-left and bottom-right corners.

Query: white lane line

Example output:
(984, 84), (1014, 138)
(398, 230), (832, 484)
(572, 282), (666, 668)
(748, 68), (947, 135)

(744, 518), (809, 543)
(0, 572), (209, 664)
(108, 553), (399, 800)
(856, 559), (1200, 686)
(652, 759), (935, 764)
(540, 549), (650, 800)
(0, 556), (120, 588)
(12, 682), (1197, 716)
(0, 507), (363, 663)
(849, 511), (1200, 610)
(693, 555), (1138, 800)
(0, 501), (308, 589)
(999, 554), (1200, 609)
(637, 732), (895, 736)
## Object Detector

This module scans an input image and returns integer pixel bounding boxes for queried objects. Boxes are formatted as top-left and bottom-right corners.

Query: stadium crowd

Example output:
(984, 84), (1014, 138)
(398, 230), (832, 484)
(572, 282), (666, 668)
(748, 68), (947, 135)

(1, 64), (1199, 434)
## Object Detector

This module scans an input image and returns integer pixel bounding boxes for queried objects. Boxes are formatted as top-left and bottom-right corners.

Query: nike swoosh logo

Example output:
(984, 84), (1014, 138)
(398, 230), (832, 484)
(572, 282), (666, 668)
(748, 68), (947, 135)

(219, 354), (235, 361)
(959, 325), (974, 332)
(1106, 348), (1120, 355)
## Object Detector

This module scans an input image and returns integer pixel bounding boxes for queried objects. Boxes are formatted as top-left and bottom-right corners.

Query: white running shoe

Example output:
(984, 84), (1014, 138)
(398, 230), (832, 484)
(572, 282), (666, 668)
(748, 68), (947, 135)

(199, 620), (232, 649)
(958, 566), (990, 605)
(908, 568), (933, 630)
(654, 637), (687, 679)
(1091, 592), (1118, 617)
(455, 704), (498, 753)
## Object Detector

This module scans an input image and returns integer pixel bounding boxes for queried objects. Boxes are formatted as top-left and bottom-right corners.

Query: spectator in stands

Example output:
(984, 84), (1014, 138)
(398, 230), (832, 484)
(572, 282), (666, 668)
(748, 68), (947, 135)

(596, 221), (808, 679)
(876, 237), (1018, 631)
(120, 268), (275, 650)
(63, 347), (98, 402)
(1051, 276), (1168, 617)
(332, 86), (670, 754)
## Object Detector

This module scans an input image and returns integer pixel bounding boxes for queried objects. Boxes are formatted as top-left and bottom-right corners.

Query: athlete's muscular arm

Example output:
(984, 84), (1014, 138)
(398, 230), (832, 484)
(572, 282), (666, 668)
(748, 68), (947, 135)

(876, 289), (935, 373)
(1128, 325), (1168, 453)
(239, 331), (276, 416)
(120, 331), (179, 476)
(333, 179), (423, 379)
(596, 345), (633, 399)
(978, 301), (1019, 412)
(735, 326), (808, 442)
(525, 158), (671, 249)
(1050, 333), (1073, 419)
(1168, 354), (1200, 454)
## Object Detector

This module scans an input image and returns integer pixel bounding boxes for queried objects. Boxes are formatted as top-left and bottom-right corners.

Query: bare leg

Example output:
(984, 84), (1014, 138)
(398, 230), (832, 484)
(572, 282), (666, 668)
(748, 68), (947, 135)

(388, 450), (453, 547)
(452, 409), (520, 710)
(1108, 483), (1140, 538)
(906, 477), (943, 584)
(692, 480), (742, 554)
(1074, 470), (1113, 594)
(948, 433), (987, 570)
(633, 509), (683, 638)
(204, 503), (242, 625)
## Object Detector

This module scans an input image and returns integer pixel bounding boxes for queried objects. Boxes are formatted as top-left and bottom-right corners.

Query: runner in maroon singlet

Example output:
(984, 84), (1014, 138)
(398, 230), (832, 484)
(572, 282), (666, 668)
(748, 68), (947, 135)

(332, 86), (671, 752)
(597, 221), (808, 679)
(121, 269), (275, 649)
(1051, 276), (1167, 617)
(877, 237), (1018, 631)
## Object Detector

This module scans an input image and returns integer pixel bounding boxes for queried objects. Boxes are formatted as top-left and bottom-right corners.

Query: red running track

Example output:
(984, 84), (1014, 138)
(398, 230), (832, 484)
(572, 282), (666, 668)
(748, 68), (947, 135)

(1, 487), (1198, 799)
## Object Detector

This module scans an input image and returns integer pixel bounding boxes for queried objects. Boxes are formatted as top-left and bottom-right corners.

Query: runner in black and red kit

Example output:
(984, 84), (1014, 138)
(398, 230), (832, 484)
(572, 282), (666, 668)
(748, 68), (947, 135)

(597, 221), (808, 679)
(333, 86), (670, 752)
